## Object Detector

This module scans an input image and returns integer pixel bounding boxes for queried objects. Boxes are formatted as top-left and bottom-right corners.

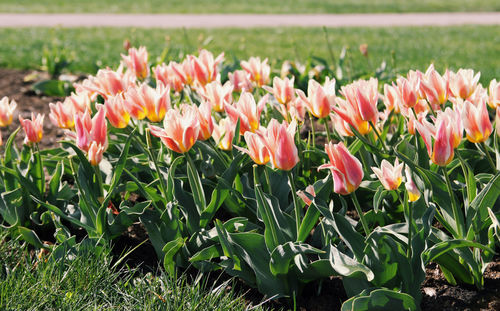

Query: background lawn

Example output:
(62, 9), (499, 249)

(0, 0), (499, 14)
(0, 26), (498, 83)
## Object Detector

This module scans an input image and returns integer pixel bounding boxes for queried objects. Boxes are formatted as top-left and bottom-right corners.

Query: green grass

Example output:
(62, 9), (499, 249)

(0, 0), (499, 14)
(0, 26), (498, 84)
(0, 232), (270, 311)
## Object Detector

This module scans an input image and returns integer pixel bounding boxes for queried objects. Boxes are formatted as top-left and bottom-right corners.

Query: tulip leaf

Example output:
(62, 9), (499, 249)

(422, 239), (494, 265)
(186, 154), (206, 215)
(190, 244), (224, 262)
(48, 160), (64, 198)
(163, 237), (186, 275)
(269, 242), (323, 276)
(341, 288), (417, 311)
(329, 246), (374, 281)
(17, 226), (46, 249)
(166, 156), (183, 203)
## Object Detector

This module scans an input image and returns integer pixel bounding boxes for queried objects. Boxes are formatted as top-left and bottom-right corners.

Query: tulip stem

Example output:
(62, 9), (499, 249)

(480, 142), (496, 172)
(94, 164), (104, 199)
(287, 170), (302, 239)
(369, 120), (388, 153)
(323, 117), (332, 143)
(264, 166), (272, 195)
(441, 166), (464, 238)
(309, 112), (316, 147)
(398, 193), (412, 261)
(351, 192), (370, 236)
(33, 143), (45, 194)
(426, 102), (437, 118)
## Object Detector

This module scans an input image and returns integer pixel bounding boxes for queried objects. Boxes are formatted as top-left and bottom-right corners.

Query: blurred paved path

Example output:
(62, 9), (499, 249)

(1, 12), (500, 28)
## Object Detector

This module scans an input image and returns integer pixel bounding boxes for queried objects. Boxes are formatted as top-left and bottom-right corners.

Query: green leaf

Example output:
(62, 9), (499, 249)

(190, 244), (223, 262)
(254, 184), (288, 251)
(422, 239), (494, 265)
(162, 237), (186, 275)
(17, 226), (46, 249)
(32, 79), (73, 96)
(166, 156), (183, 203)
(331, 212), (366, 262)
(48, 160), (64, 197)
(186, 154), (206, 215)
(341, 288), (417, 311)
(329, 246), (374, 281)
(269, 242), (323, 276)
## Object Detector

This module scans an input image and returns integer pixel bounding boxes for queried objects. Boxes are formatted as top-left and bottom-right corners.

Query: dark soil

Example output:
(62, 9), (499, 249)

(1, 68), (500, 311)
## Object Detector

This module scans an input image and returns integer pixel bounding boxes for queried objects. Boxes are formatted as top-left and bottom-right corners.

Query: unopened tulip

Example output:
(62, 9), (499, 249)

(297, 78), (336, 119)
(318, 142), (363, 195)
(49, 101), (75, 129)
(420, 64), (448, 107)
(240, 57), (270, 87)
(75, 106), (108, 153)
(228, 70), (253, 93)
(149, 105), (199, 154)
(88, 141), (106, 166)
(198, 80), (233, 112)
(488, 79), (500, 109)
(371, 159), (404, 190)
(264, 76), (295, 106)
(448, 69), (480, 99)
(438, 107), (463, 148)
(263, 119), (299, 171)
(383, 84), (400, 113)
(121, 46), (149, 79)
(104, 94), (130, 128)
(461, 99), (492, 143)
(224, 92), (268, 134)
(234, 131), (270, 165)
(19, 113), (44, 144)
(212, 117), (235, 151)
(416, 114), (455, 166)
(0, 96), (17, 127)
(196, 101), (214, 141)
(405, 167), (421, 202)
(297, 185), (316, 206)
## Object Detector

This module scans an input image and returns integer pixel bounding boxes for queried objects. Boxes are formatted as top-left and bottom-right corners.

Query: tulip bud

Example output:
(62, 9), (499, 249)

(0, 96), (17, 127)
(19, 113), (44, 144)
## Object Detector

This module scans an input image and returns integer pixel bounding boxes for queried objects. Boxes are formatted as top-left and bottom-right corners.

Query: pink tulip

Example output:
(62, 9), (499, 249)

(416, 113), (455, 166)
(75, 105), (108, 153)
(65, 91), (91, 113)
(197, 80), (233, 112)
(81, 67), (136, 99)
(405, 167), (421, 202)
(104, 94), (130, 129)
(228, 70), (253, 93)
(123, 85), (148, 120)
(234, 131), (270, 165)
(438, 107), (463, 148)
(0, 96), (17, 127)
(88, 141), (106, 166)
(318, 142), (363, 195)
(488, 79), (500, 109)
(383, 84), (400, 113)
(154, 63), (185, 93)
(341, 78), (379, 124)
(149, 105), (199, 154)
(371, 159), (404, 191)
(240, 57), (270, 87)
(394, 76), (419, 109)
(263, 76), (295, 106)
(288, 96), (307, 123)
(121, 46), (149, 79)
(297, 185), (316, 206)
(191, 49), (224, 86)
(19, 113), (44, 144)
(196, 101), (214, 141)
(331, 97), (371, 135)
(448, 69), (480, 99)
(212, 117), (235, 151)
(263, 119), (299, 171)
(49, 101), (75, 129)
(420, 64), (448, 107)
(138, 82), (171, 123)
(330, 112), (354, 137)
(297, 78), (336, 119)
(224, 92), (268, 134)
(461, 99), (492, 143)
(171, 58), (196, 86)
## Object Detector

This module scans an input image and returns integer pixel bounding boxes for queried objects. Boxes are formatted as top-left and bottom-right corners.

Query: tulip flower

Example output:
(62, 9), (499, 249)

(371, 159), (404, 191)
(154, 63), (185, 93)
(416, 113), (456, 166)
(405, 167), (421, 202)
(330, 113), (353, 137)
(81, 67), (136, 99)
(297, 185), (316, 207)
(263, 76), (295, 106)
(297, 78), (336, 119)
(0, 96), (17, 127)
(319, 142), (363, 195)
(394, 77), (419, 109)
(104, 94), (130, 129)
(123, 86), (148, 120)
(149, 105), (199, 154)
(191, 49), (224, 86)
(420, 64), (448, 107)
(448, 69), (480, 99)
(488, 79), (500, 109)
(341, 78), (379, 124)
(19, 113), (44, 144)
(240, 57), (270, 87)
(196, 101), (214, 141)
(331, 97), (371, 135)
(234, 131), (270, 165)
(139, 82), (171, 123)
(88, 141), (106, 166)
(170, 58), (196, 86)
(121, 46), (149, 79)
(75, 106), (108, 158)
(228, 70), (253, 93)
(212, 117), (235, 151)
(383, 84), (400, 113)
(288, 96), (307, 123)
(224, 92), (268, 134)
(263, 119), (299, 171)
(461, 99), (492, 143)
(66, 91), (92, 113)
(49, 100), (75, 129)
(198, 80), (233, 112)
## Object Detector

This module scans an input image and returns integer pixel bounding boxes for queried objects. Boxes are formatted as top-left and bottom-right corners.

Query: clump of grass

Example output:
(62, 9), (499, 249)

(0, 231), (270, 311)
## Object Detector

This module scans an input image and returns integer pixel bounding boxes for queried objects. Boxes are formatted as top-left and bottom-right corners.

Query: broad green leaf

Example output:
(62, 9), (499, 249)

(18, 226), (46, 249)
(269, 242), (323, 276)
(329, 246), (374, 281)
(163, 237), (186, 275)
(186, 154), (206, 215)
(423, 239), (494, 265)
(341, 288), (417, 311)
